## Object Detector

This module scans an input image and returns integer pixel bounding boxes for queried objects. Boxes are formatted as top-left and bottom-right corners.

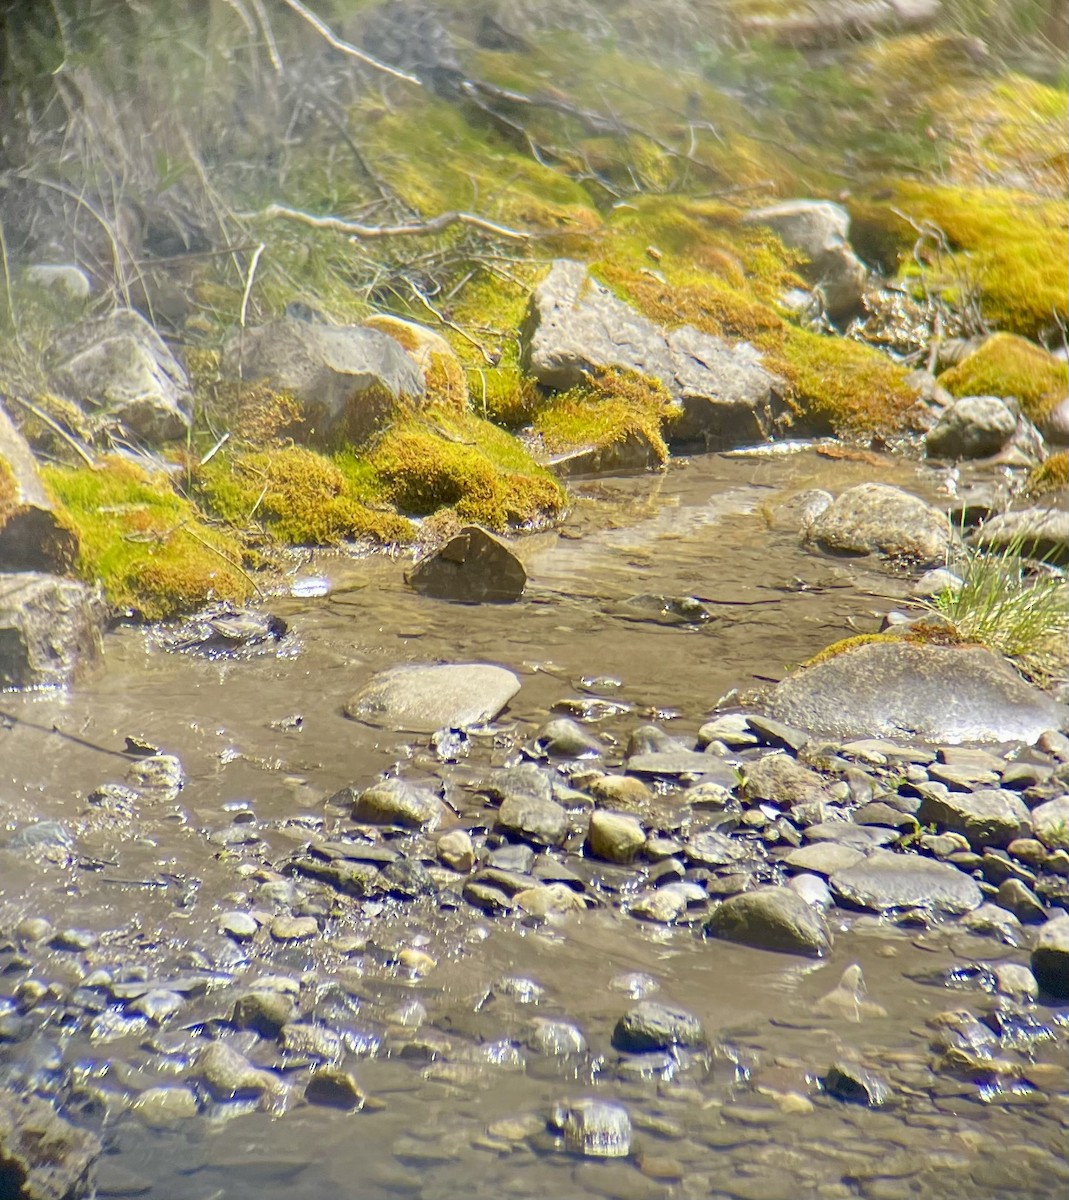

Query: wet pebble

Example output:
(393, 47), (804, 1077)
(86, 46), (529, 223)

(587, 811), (646, 864)
(232, 989), (296, 1037)
(612, 1000), (706, 1054)
(823, 1060), (890, 1107)
(550, 1098), (631, 1158)
(131, 1085), (198, 1128)
(218, 911), (259, 942)
(436, 829), (475, 872)
(270, 915), (318, 942)
(304, 1067), (367, 1110)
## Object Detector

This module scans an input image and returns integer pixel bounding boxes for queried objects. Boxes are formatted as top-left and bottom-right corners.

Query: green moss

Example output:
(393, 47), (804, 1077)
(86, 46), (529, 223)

(197, 445), (414, 546)
(848, 183), (1068, 339)
(939, 333), (1068, 424)
(802, 633), (902, 668)
(758, 325), (917, 437)
(534, 368), (672, 465)
(365, 407), (565, 530)
(1027, 451), (1069, 497)
(42, 457), (254, 620)
(362, 315), (469, 411)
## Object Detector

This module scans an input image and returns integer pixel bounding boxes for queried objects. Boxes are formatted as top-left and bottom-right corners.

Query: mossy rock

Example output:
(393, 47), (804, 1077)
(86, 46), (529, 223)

(533, 368), (671, 468)
(938, 333), (1068, 426)
(196, 444), (414, 547)
(363, 315), (469, 411)
(364, 408), (565, 531)
(42, 457), (254, 620)
(848, 183), (1068, 340)
(757, 325), (918, 437)
(1027, 451), (1069, 498)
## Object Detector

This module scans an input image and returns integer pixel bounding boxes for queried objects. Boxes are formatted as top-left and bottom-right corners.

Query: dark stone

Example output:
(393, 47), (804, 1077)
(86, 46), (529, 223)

(0, 1092), (101, 1200)
(611, 1001), (706, 1054)
(406, 526), (527, 603)
(824, 1060), (890, 1107)
(704, 886), (831, 956)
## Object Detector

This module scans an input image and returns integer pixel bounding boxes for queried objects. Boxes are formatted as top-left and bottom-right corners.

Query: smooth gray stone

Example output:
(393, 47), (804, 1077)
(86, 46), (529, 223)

(969, 506), (1068, 565)
(496, 792), (568, 848)
(704, 885), (831, 956)
(804, 822), (898, 849)
(406, 526), (526, 603)
(765, 641), (1067, 745)
(829, 849), (982, 915)
(353, 778), (443, 830)
(785, 842), (866, 877)
(925, 395), (1017, 459)
(345, 662), (520, 732)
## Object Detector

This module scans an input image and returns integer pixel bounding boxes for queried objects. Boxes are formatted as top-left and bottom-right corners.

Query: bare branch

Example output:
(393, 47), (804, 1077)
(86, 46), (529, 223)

(248, 203), (529, 242)
(239, 243), (266, 328)
(279, 0), (422, 86)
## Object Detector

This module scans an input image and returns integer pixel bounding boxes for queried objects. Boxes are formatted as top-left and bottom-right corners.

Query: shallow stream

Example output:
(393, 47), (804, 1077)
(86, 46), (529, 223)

(1, 447), (1066, 1200)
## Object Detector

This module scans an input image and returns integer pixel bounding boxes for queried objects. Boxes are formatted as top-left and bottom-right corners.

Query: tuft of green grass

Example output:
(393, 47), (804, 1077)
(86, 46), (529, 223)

(926, 541), (1068, 685)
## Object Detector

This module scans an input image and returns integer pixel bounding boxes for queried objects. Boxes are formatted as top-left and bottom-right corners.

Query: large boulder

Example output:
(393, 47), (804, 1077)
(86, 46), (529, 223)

(743, 200), (867, 321)
(406, 525), (526, 602)
(0, 1092), (101, 1200)
(925, 395), (1017, 460)
(51, 308), (193, 443)
(704, 885), (831, 956)
(829, 849), (982, 914)
(806, 482), (953, 565)
(0, 403), (78, 571)
(223, 316), (423, 446)
(522, 260), (783, 449)
(0, 573), (104, 688)
(345, 662), (521, 731)
(765, 640), (1066, 745)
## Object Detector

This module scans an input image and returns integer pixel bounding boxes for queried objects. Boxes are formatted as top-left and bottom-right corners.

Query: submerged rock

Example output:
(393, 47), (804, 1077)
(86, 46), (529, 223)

(765, 640), (1067, 745)
(354, 778), (443, 830)
(0, 1092), (102, 1200)
(0, 572), (104, 689)
(611, 1001), (706, 1053)
(550, 1098), (631, 1158)
(345, 662), (521, 732)
(806, 482), (953, 565)
(704, 886), (831, 956)
(829, 849), (982, 914)
(406, 525), (526, 602)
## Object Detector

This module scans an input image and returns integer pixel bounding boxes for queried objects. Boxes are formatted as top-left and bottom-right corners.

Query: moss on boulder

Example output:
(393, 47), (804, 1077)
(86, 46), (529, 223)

(938, 333), (1068, 426)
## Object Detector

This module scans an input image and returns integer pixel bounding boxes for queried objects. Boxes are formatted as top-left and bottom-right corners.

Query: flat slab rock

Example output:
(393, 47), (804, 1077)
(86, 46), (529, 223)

(829, 849), (982, 915)
(345, 663), (521, 732)
(765, 640), (1067, 746)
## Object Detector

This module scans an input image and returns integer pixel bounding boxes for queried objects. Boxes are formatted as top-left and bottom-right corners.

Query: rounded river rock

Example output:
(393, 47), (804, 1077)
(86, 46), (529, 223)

(345, 662), (521, 732)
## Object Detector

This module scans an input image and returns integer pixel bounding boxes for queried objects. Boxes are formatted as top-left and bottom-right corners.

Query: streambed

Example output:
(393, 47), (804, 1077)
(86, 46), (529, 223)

(1, 446), (1066, 1200)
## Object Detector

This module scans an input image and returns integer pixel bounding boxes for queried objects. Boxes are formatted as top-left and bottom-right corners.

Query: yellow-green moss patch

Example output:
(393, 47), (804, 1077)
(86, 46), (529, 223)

(363, 407), (565, 531)
(1026, 451), (1069, 497)
(363, 315), (469, 411)
(534, 368), (672, 464)
(938, 333), (1068, 424)
(42, 457), (254, 620)
(849, 183), (1068, 339)
(758, 325), (917, 437)
(802, 633), (901, 668)
(197, 445), (414, 546)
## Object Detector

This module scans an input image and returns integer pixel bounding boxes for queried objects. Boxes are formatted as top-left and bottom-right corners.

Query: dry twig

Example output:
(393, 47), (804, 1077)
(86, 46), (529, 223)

(279, 0), (422, 86)
(248, 203), (529, 241)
